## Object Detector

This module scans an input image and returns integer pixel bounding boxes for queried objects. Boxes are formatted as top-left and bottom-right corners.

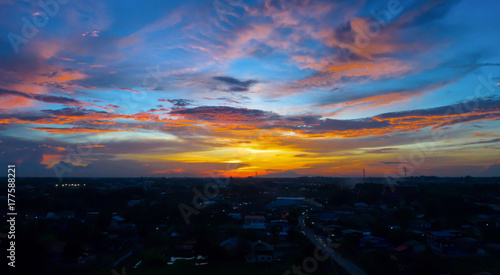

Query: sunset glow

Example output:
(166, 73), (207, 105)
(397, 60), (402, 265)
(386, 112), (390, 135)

(1, 0), (499, 177)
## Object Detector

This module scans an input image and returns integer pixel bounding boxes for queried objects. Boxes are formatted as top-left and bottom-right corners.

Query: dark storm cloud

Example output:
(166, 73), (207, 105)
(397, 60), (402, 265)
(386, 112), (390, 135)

(212, 76), (258, 92)
(462, 138), (500, 146)
(170, 106), (268, 121)
(376, 98), (500, 120)
(0, 88), (81, 105)
(159, 98), (195, 107)
(309, 118), (390, 132)
(0, 138), (54, 177)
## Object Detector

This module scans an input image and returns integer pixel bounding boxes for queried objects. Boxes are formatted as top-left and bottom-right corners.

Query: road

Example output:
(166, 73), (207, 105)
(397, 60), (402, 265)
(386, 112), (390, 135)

(298, 215), (367, 275)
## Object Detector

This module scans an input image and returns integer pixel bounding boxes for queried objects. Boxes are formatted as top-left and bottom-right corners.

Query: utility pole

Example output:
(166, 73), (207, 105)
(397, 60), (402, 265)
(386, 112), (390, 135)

(363, 169), (365, 184)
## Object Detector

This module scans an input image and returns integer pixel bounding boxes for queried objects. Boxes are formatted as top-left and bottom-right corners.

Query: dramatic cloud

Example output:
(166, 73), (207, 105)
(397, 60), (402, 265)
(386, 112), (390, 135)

(0, 88), (81, 105)
(212, 76), (259, 92)
(1, 0), (499, 176)
(170, 106), (269, 122)
(159, 98), (195, 108)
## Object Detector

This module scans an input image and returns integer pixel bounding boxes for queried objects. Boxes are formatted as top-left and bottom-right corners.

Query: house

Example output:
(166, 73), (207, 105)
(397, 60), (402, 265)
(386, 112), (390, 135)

(268, 220), (291, 231)
(354, 202), (369, 208)
(395, 240), (426, 254)
(220, 237), (249, 257)
(171, 232), (182, 238)
(220, 237), (240, 251)
(266, 231), (289, 242)
(111, 216), (125, 228)
(341, 229), (363, 237)
(426, 231), (462, 253)
(405, 240), (426, 253)
(315, 212), (337, 222)
(227, 213), (243, 220)
(410, 220), (432, 230)
(244, 215), (266, 230)
(322, 224), (343, 232)
(245, 215), (265, 224)
(245, 240), (274, 262)
(86, 211), (100, 218)
(407, 228), (426, 239)
(387, 225), (402, 230)
(358, 236), (391, 249)
(322, 225), (344, 241)
(171, 239), (197, 258)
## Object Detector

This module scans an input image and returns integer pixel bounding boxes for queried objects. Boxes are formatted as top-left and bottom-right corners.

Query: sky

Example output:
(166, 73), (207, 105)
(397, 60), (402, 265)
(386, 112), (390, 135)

(0, 0), (500, 178)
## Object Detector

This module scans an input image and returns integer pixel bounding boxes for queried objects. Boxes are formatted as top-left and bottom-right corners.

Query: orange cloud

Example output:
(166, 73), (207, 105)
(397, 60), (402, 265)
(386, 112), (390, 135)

(118, 87), (141, 93)
(81, 145), (106, 148)
(319, 91), (415, 116)
(150, 168), (184, 174)
(34, 70), (87, 83)
(294, 59), (410, 89)
(41, 154), (65, 168)
(54, 56), (75, 62)
(29, 127), (136, 134)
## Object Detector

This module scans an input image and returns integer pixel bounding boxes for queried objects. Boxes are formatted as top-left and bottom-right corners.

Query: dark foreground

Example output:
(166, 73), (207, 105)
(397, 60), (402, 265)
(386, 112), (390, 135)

(2, 176), (500, 274)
